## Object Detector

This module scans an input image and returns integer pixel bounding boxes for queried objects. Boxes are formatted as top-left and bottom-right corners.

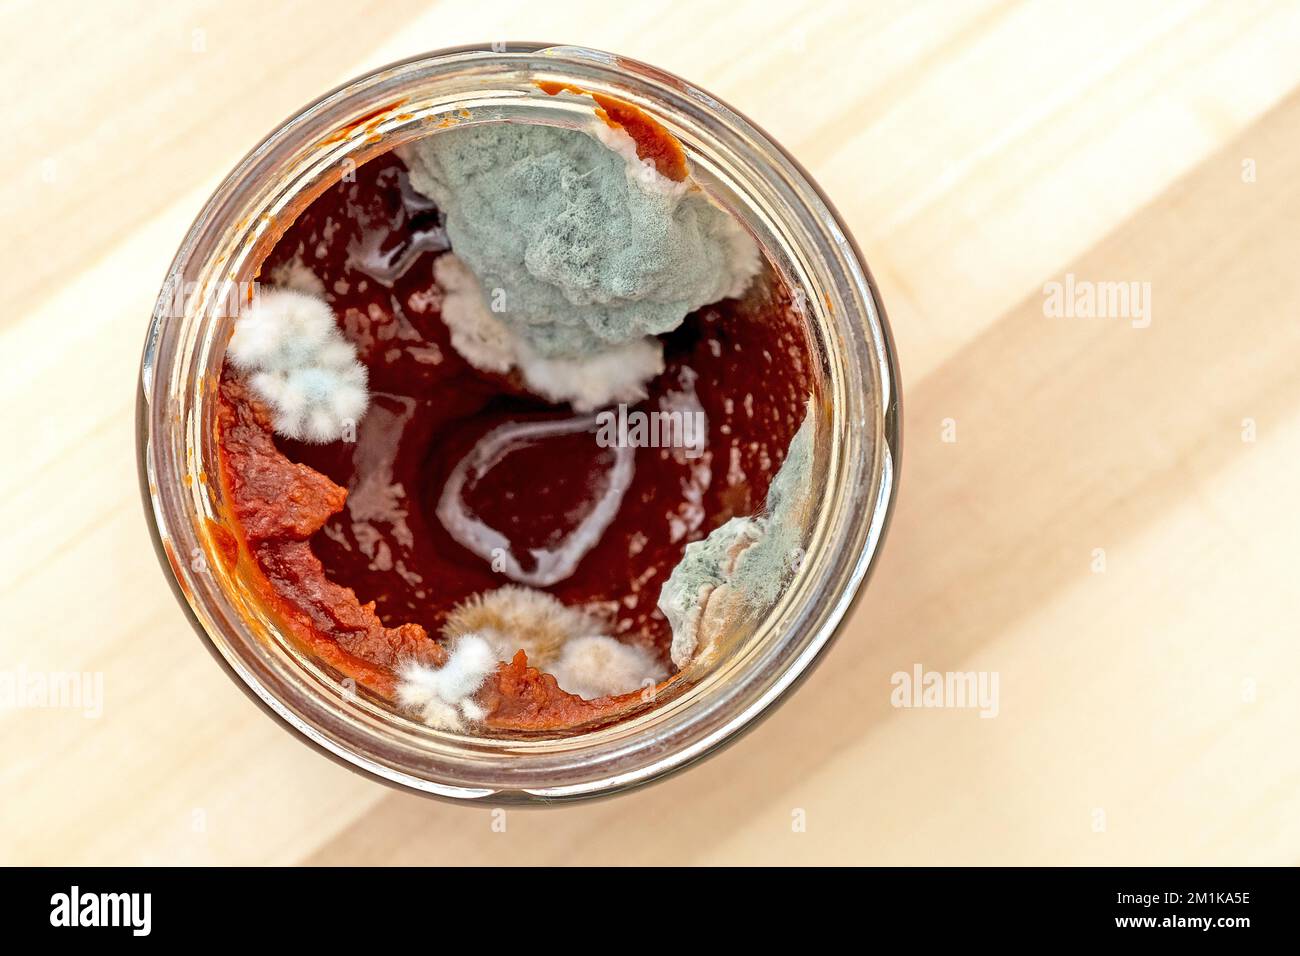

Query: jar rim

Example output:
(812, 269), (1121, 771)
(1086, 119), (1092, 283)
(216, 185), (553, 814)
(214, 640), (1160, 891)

(138, 43), (902, 803)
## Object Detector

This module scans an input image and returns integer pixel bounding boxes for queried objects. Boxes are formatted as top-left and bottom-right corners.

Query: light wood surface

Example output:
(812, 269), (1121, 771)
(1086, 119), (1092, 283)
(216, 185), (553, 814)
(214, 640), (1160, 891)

(3, 0), (1299, 865)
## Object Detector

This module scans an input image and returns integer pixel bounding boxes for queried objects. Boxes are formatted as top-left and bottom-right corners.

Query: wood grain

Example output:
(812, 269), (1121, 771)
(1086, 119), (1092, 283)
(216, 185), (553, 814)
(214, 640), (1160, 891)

(2, 0), (1298, 865)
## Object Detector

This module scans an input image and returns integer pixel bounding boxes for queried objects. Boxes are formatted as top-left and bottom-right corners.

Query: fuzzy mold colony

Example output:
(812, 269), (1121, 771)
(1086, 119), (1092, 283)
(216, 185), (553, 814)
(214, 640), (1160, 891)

(401, 121), (759, 354)
(400, 115), (760, 411)
(217, 91), (817, 735)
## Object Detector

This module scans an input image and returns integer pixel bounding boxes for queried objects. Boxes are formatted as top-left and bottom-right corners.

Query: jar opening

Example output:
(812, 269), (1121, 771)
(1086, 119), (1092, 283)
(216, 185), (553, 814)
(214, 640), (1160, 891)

(141, 45), (899, 801)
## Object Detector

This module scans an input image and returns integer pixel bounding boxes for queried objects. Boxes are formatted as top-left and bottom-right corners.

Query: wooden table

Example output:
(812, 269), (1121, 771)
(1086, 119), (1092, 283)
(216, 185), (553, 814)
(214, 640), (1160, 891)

(3, 0), (1298, 865)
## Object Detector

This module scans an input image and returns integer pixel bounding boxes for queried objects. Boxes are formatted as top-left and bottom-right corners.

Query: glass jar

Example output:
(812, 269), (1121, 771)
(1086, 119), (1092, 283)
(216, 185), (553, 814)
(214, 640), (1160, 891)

(138, 43), (901, 803)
